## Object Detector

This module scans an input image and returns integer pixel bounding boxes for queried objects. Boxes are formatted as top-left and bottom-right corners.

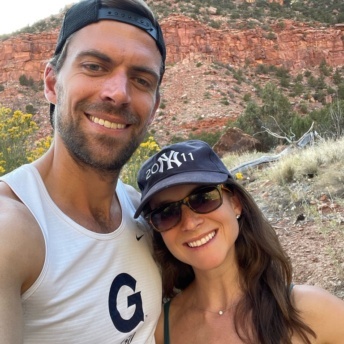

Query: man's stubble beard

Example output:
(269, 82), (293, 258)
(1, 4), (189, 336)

(55, 96), (149, 174)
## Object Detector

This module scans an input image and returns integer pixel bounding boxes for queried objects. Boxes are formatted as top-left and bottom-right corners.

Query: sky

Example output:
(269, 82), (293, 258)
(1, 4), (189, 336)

(0, 0), (75, 35)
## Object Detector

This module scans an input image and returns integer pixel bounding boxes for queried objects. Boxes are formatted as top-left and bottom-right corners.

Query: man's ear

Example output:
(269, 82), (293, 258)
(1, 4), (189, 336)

(148, 92), (160, 126)
(44, 64), (57, 105)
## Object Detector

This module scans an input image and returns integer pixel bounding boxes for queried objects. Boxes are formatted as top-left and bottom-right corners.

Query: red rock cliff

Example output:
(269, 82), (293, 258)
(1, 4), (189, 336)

(162, 15), (344, 69)
(0, 16), (343, 84)
(0, 30), (58, 83)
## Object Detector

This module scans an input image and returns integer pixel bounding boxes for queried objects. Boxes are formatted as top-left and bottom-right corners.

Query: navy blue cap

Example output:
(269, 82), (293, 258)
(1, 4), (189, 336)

(134, 140), (232, 218)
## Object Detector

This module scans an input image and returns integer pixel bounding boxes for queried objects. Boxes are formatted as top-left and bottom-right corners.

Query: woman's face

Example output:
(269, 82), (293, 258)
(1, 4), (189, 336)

(149, 184), (242, 272)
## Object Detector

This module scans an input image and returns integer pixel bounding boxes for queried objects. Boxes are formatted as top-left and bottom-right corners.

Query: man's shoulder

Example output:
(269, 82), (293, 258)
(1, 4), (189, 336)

(0, 182), (45, 292)
(0, 181), (44, 255)
(0, 181), (25, 211)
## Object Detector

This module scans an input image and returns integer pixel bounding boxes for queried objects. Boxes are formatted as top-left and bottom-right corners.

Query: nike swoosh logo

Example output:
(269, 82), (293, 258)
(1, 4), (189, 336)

(136, 234), (144, 241)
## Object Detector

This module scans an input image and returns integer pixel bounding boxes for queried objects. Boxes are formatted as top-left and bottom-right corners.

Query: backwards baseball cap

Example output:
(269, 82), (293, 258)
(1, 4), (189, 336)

(50, 0), (166, 118)
(134, 140), (233, 218)
(55, 0), (166, 61)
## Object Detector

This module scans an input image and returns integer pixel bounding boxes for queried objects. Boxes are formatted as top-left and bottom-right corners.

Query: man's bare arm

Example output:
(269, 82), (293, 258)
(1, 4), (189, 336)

(0, 188), (45, 343)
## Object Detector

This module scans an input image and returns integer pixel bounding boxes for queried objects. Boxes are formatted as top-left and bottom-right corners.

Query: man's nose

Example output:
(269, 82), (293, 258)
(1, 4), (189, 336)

(99, 71), (131, 105)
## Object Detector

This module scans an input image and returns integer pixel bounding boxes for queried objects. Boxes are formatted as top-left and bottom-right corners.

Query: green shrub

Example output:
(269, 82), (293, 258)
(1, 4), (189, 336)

(333, 68), (343, 85)
(295, 73), (303, 83)
(243, 93), (252, 102)
(275, 66), (290, 79)
(266, 31), (276, 40)
(19, 74), (34, 87)
(255, 64), (270, 75)
(209, 20), (221, 29)
(338, 83), (344, 100)
(25, 104), (37, 115)
(290, 82), (304, 97)
(188, 130), (222, 147)
(319, 59), (332, 77)
(280, 76), (290, 88)
(304, 70), (312, 78)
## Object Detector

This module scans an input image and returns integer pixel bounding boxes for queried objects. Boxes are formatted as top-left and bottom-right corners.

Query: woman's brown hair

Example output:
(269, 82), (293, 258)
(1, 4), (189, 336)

(152, 178), (316, 344)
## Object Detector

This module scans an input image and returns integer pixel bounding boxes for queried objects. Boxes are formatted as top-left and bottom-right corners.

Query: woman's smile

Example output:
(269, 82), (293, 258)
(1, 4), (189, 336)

(185, 230), (217, 248)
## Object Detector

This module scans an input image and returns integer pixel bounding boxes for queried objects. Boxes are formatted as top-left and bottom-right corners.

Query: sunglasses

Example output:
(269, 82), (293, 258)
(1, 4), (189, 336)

(144, 185), (229, 232)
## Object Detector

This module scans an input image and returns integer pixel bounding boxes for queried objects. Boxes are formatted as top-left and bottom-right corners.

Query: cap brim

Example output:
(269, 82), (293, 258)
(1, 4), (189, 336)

(134, 171), (229, 218)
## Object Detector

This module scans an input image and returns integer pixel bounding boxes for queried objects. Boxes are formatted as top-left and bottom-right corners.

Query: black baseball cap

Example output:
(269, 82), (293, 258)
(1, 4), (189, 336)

(134, 140), (233, 218)
(54, 0), (166, 61)
(50, 0), (166, 118)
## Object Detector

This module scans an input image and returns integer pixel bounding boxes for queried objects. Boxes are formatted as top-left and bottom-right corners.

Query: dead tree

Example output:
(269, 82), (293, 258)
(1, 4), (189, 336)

(230, 122), (322, 175)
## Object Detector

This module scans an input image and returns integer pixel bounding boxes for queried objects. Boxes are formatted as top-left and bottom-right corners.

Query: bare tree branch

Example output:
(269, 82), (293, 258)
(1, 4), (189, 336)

(230, 122), (322, 175)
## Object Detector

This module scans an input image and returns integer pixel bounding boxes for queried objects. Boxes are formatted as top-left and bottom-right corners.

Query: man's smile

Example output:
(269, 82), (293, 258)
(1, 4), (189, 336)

(89, 115), (127, 129)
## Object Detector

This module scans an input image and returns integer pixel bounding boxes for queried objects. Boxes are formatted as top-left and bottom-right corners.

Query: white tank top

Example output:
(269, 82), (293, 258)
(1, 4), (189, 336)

(1, 164), (161, 344)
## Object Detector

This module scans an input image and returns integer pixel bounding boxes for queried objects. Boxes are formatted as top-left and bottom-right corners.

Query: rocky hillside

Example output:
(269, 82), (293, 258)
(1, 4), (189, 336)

(0, 1), (343, 145)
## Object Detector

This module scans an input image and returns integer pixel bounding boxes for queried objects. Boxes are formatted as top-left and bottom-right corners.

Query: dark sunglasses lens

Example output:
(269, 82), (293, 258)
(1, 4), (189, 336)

(151, 203), (181, 232)
(189, 187), (222, 213)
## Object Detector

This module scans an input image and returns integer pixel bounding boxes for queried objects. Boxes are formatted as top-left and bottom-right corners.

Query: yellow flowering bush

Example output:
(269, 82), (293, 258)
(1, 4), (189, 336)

(27, 136), (53, 163)
(121, 136), (160, 189)
(0, 106), (53, 176)
(0, 152), (6, 175)
(0, 106), (40, 175)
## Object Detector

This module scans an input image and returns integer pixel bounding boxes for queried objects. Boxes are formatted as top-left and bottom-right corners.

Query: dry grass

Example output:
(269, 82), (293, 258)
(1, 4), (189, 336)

(266, 137), (344, 186)
(222, 138), (344, 298)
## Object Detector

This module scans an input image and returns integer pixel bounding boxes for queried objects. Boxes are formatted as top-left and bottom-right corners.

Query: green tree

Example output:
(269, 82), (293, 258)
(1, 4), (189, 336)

(319, 59), (332, 76)
(290, 82), (304, 97)
(234, 83), (306, 150)
(333, 68), (343, 85)
(309, 100), (344, 139)
(338, 83), (344, 100)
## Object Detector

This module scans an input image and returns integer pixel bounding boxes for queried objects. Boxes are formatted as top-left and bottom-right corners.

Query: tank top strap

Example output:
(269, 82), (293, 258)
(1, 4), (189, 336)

(289, 283), (295, 293)
(163, 300), (171, 344)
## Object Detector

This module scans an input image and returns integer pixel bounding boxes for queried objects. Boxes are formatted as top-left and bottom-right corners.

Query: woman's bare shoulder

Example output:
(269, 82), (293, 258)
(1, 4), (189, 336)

(292, 284), (344, 343)
(292, 284), (344, 307)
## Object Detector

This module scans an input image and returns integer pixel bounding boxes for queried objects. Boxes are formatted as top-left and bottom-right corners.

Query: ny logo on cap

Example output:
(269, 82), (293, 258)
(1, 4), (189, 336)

(145, 150), (195, 180)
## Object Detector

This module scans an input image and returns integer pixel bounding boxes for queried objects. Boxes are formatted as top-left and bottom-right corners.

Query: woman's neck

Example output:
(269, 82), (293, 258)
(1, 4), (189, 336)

(185, 264), (243, 314)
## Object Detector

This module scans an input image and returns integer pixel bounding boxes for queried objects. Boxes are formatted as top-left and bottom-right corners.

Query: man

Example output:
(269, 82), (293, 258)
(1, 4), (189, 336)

(0, 0), (166, 342)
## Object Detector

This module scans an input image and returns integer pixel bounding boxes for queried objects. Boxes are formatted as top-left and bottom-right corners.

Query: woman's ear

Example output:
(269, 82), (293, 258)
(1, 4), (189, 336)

(44, 64), (57, 105)
(230, 194), (243, 216)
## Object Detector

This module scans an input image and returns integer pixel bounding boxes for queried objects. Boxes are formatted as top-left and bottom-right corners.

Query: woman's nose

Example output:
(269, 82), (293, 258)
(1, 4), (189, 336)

(179, 205), (204, 231)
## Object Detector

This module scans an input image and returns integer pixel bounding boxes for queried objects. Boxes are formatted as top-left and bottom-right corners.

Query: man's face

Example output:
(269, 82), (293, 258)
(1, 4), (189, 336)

(48, 20), (161, 172)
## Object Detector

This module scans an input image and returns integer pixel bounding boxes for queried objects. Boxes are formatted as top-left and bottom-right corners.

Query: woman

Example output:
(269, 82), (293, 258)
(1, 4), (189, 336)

(134, 140), (344, 344)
